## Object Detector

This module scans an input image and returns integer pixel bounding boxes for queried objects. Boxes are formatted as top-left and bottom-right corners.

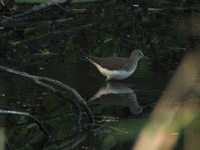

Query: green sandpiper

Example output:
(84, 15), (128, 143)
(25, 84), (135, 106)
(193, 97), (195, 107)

(85, 50), (148, 81)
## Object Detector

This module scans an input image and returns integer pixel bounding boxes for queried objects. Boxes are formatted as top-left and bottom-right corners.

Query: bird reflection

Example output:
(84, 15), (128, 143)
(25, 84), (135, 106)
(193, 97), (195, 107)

(88, 82), (143, 115)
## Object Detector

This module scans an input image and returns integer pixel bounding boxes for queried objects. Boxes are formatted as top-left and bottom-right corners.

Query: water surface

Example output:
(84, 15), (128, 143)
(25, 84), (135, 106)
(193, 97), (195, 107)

(0, 58), (169, 150)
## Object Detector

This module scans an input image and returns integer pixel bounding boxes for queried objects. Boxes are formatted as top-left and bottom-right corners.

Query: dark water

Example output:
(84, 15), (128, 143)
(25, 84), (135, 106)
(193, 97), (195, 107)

(0, 58), (170, 150)
(0, 1), (199, 149)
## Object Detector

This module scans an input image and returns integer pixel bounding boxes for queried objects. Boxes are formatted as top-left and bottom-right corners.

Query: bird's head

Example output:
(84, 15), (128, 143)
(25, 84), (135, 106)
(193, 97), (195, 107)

(130, 50), (149, 60)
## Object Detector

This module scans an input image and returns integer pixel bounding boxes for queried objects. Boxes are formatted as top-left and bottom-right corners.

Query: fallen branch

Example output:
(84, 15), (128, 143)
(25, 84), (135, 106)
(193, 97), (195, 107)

(0, 0), (71, 25)
(0, 65), (94, 123)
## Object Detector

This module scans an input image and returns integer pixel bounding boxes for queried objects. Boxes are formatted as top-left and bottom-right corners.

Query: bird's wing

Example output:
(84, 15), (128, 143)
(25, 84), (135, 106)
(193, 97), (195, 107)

(90, 56), (127, 70)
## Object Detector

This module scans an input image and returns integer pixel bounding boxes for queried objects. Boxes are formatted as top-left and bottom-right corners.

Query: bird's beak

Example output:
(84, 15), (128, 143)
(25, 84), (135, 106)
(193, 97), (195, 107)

(140, 51), (150, 60)
(141, 53), (150, 60)
(143, 55), (150, 60)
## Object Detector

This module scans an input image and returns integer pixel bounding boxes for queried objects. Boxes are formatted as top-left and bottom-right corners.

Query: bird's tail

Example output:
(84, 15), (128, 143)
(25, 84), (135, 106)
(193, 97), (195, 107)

(81, 55), (90, 62)
(79, 50), (90, 61)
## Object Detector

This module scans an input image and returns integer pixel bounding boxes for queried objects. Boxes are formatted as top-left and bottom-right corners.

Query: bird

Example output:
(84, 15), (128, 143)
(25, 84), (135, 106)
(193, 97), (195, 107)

(85, 50), (149, 81)
(88, 82), (143, 115)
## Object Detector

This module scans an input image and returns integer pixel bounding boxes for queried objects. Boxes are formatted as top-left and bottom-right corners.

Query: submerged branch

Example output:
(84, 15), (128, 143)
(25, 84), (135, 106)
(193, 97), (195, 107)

(0, 65), (94, 123)
(0, 108), (50, 137)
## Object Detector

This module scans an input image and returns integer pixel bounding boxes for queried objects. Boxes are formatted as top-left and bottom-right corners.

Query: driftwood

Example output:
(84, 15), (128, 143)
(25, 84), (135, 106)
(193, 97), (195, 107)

(0, 0), (71, 25)
(0, 0), (114, 26)
(0, 65), (94, 123)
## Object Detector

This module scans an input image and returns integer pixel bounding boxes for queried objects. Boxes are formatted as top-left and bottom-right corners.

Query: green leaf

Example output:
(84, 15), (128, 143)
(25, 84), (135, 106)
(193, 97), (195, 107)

(32, 49), (57, 56)
(10, 41), (23, 45)
(151, 36), (160, 44)
(142, 16), (149, 22)
(70, 24), (92, 30)
(104, 38), (113, 43)
(148, 8), (165, 11)
(100, 9), (105, 17)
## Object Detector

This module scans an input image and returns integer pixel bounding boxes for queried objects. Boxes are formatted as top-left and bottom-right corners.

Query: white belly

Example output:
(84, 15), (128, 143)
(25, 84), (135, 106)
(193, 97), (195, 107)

(92, 61), (136, 80)
(107, 70), (134, 79)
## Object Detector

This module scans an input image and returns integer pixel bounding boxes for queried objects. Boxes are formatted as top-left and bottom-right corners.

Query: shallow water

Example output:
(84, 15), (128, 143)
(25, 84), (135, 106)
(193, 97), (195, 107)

(0, 1), (199, 149)
(0, 58), (170, 150)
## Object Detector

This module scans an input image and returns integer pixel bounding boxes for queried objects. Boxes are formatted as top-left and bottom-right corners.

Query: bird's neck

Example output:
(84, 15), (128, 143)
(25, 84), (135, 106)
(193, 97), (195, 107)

(128, 57), (141, 71)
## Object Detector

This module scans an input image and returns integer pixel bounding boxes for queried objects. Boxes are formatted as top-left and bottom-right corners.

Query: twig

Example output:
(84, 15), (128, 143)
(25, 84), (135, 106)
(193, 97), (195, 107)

(0, 0), (71, 25)
(83, 123), (129, 134)
(62, 133), (87, 150)
(0, 65), (94, 123)
(45, 132), (88, 150)
(0, 109), (51, 138)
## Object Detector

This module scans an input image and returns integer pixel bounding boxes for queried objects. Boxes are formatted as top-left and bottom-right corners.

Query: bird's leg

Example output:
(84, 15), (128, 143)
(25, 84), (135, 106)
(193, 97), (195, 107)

(106, 76), (111, 82)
